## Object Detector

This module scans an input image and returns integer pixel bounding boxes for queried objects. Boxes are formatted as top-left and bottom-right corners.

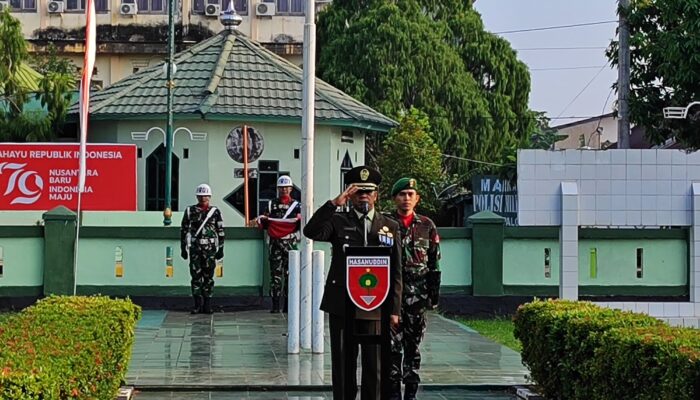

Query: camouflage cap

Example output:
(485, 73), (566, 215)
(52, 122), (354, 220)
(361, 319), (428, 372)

(391, 177), (418, 197)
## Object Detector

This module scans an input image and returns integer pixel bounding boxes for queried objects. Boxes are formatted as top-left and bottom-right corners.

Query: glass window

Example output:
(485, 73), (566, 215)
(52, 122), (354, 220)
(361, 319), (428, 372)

(66, 0), (108, 11)
(136, 0), (165, 13)
(9, 0), (36, 11)
(276, 0), (303, 14)
(146, 144), (179, 212)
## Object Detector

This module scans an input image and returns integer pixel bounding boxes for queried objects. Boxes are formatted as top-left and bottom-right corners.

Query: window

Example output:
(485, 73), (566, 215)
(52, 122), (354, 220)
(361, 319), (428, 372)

(127, 0), (165, 13)
(340, 150), (353, 191)
(9, 0), (36, 11)
(132, 59), (149, 74)
(66, 0), (108, 11)
(193, 0), (247, 15)
(146, 144), (179, 211)
(225, 162), (300, 218)
(277, 0), (303, 14)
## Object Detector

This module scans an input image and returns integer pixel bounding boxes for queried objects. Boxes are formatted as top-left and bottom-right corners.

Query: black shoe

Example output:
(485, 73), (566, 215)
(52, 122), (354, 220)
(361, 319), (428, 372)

(404, 383), (418, 400)
(270, 297), (280, 313)
(282, 296), (288, 314)
(389, 382), (402, 400)
(202, 297), (213, 314)
(191, 295), (202, 314)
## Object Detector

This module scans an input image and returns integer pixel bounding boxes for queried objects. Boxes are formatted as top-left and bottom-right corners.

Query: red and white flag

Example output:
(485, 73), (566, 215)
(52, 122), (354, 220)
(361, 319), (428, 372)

(78, 0), (96, 193)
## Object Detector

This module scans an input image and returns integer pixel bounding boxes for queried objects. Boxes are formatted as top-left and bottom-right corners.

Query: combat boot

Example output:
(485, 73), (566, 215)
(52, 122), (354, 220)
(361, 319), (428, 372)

(388, 381), (402, 400)
(191, 295), (202, 314)
(202, 297), (213, 314)
(271, 296), (281, 313)
(404, 383), (419, 400)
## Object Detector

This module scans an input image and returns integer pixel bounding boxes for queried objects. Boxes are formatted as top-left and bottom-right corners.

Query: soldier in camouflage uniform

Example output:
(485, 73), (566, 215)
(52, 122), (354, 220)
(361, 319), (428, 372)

(180, 183), (225, 314)
(386, 178), (441, 400)
(256, 175), (301, 313)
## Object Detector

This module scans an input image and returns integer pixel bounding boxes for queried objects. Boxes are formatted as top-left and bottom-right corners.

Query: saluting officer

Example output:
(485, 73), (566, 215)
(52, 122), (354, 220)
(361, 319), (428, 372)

(180, 183), (225, 314)
(385, 178), (441, 400)
(304, 166), (403, 400)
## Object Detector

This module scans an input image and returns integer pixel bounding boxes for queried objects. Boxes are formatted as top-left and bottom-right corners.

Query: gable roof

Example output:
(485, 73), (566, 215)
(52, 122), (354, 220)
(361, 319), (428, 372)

(69, 30), (397, 132)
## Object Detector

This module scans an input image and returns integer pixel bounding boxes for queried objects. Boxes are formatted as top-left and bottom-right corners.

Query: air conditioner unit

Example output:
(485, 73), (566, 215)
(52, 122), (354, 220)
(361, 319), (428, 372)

(205, 3), (220, 17)
(47, 1), (65, 13)
(120, 2), (137, 15)
(255, 2), (275, 17)
(0, 1), (9, 11)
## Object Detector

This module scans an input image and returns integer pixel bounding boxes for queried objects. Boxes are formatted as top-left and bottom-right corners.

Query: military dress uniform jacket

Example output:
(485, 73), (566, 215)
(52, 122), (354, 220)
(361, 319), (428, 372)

(303, 201), (403, 319)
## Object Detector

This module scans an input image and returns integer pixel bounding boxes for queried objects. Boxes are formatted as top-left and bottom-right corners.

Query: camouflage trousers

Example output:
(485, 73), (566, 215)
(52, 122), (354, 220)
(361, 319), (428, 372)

(189, 250), (216, 298)
(390, 310), (427, 384)
(269, 238), (297, 298)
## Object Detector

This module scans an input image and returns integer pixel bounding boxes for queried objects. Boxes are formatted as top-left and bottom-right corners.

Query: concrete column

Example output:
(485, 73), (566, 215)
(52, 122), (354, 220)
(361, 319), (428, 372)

(560, 182), (579, 300)
(690, 183), (700, 302)
(468, 211), (505, 296)
(42, 206), (77, 296)
(288, 250), (300, 354)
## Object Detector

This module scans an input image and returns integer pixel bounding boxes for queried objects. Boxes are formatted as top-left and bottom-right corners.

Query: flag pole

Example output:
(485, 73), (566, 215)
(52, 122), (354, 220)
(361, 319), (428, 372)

(243, 125), (249, 225)
(74, 0), (96, 295)
(163, 0), (176, 225)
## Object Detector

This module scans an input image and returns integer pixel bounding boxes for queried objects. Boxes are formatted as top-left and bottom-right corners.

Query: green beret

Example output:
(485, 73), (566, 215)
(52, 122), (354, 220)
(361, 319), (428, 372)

(391, 177), (418, 197)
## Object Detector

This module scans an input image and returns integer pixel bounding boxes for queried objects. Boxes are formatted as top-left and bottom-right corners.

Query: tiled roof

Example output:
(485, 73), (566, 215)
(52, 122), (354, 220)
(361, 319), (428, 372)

(69, 30), (396, 132)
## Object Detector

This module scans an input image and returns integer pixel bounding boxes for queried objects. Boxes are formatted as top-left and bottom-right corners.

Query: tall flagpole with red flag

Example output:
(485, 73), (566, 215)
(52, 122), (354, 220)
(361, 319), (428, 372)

(74, 0), (96, 295)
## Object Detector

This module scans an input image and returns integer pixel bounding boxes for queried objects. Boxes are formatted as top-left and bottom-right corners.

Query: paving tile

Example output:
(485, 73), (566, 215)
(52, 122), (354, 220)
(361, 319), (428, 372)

(127, 310), (528, 388)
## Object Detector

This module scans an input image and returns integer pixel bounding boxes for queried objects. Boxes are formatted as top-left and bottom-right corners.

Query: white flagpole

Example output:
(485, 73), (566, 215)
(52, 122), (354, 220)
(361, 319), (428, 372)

(74, 0), (96, 295)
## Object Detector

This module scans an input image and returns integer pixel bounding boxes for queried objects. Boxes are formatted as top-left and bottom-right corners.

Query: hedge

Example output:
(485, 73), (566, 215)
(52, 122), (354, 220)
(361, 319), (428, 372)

(591, 326), (700, 400)
(513, 299), (672, 400)
(0, 296), (141, 399)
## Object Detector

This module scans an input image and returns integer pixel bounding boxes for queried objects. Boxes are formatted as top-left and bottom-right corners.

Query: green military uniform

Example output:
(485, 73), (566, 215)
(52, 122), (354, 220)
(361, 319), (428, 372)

(180, 204), (225, 307)
(386, 178), (441, 400)
(263, 197), (301, 309)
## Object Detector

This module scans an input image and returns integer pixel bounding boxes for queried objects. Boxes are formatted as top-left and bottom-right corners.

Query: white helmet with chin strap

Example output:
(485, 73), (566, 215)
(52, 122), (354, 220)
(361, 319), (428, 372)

(195, 183), (212, 196)
(277, 175), (293, 187)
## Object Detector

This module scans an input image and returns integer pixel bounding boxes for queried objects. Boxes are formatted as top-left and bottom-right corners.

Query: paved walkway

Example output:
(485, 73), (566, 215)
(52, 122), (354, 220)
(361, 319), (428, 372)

(127, 310), (527, 390)
(132, 389), (517, 399)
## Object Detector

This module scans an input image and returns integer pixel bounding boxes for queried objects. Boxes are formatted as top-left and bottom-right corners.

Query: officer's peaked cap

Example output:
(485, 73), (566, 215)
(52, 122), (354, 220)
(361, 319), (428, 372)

(344, 166), (381, 190)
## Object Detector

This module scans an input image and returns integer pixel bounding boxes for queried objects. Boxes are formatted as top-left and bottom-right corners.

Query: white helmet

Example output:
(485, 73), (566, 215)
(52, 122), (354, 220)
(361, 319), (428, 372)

(195, 183), (212, 196)
(277, 175), (293, 187)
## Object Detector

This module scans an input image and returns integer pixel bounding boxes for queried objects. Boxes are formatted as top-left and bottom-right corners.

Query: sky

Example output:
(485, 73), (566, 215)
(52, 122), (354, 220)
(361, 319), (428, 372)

(474, 0), (619, 127)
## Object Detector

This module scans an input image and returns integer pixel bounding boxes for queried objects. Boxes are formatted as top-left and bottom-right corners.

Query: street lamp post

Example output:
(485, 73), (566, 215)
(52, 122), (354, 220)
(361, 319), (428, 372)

(163, 0), (176, 225)
(663, 102), (700, 119)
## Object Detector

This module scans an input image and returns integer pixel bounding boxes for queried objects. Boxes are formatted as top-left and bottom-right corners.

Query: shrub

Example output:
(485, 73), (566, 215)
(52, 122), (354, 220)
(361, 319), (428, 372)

(513, 299), (661, 400)
(591, 326), (700, 400)
(0, 295), (141, 399)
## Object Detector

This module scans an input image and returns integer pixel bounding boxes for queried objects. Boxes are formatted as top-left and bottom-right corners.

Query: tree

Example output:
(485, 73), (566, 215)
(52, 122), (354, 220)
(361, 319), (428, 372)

(376, 108), (444, 218)
(317, 0), (535, 176)
(607, 0), (700, 148)
(0, 9), (75, 141)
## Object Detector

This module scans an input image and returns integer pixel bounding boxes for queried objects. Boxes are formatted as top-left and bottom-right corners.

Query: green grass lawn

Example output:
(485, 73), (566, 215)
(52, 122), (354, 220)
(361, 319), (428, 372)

(458, 316), (521, 352)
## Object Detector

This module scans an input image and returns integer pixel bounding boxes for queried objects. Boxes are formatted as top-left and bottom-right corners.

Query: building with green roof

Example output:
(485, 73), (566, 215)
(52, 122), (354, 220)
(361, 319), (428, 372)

(69, 29), (396, 225)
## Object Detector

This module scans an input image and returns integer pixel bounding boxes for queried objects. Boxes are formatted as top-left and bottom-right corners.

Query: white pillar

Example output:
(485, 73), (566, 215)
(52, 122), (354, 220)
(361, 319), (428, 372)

(288, 250), (300, 354)
(299, 0), (317, 353)
(691, 183), (700, 303)
(300, 253), (312, 349)
(312, 250), (325, 353)
(560, 182), (579, 300)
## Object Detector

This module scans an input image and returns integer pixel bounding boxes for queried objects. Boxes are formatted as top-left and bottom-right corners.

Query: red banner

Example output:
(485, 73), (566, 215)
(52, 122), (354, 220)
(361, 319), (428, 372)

(346, 255), (390, 312)
(0, 143), (136, 211)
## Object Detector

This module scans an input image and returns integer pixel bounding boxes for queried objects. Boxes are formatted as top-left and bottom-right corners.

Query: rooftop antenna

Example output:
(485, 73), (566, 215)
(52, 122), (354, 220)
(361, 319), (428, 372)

(221, 0), (243, 30)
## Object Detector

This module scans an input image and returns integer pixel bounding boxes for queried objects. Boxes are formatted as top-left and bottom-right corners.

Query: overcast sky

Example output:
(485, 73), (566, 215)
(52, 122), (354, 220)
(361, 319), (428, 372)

(474, 0), (619, 127)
